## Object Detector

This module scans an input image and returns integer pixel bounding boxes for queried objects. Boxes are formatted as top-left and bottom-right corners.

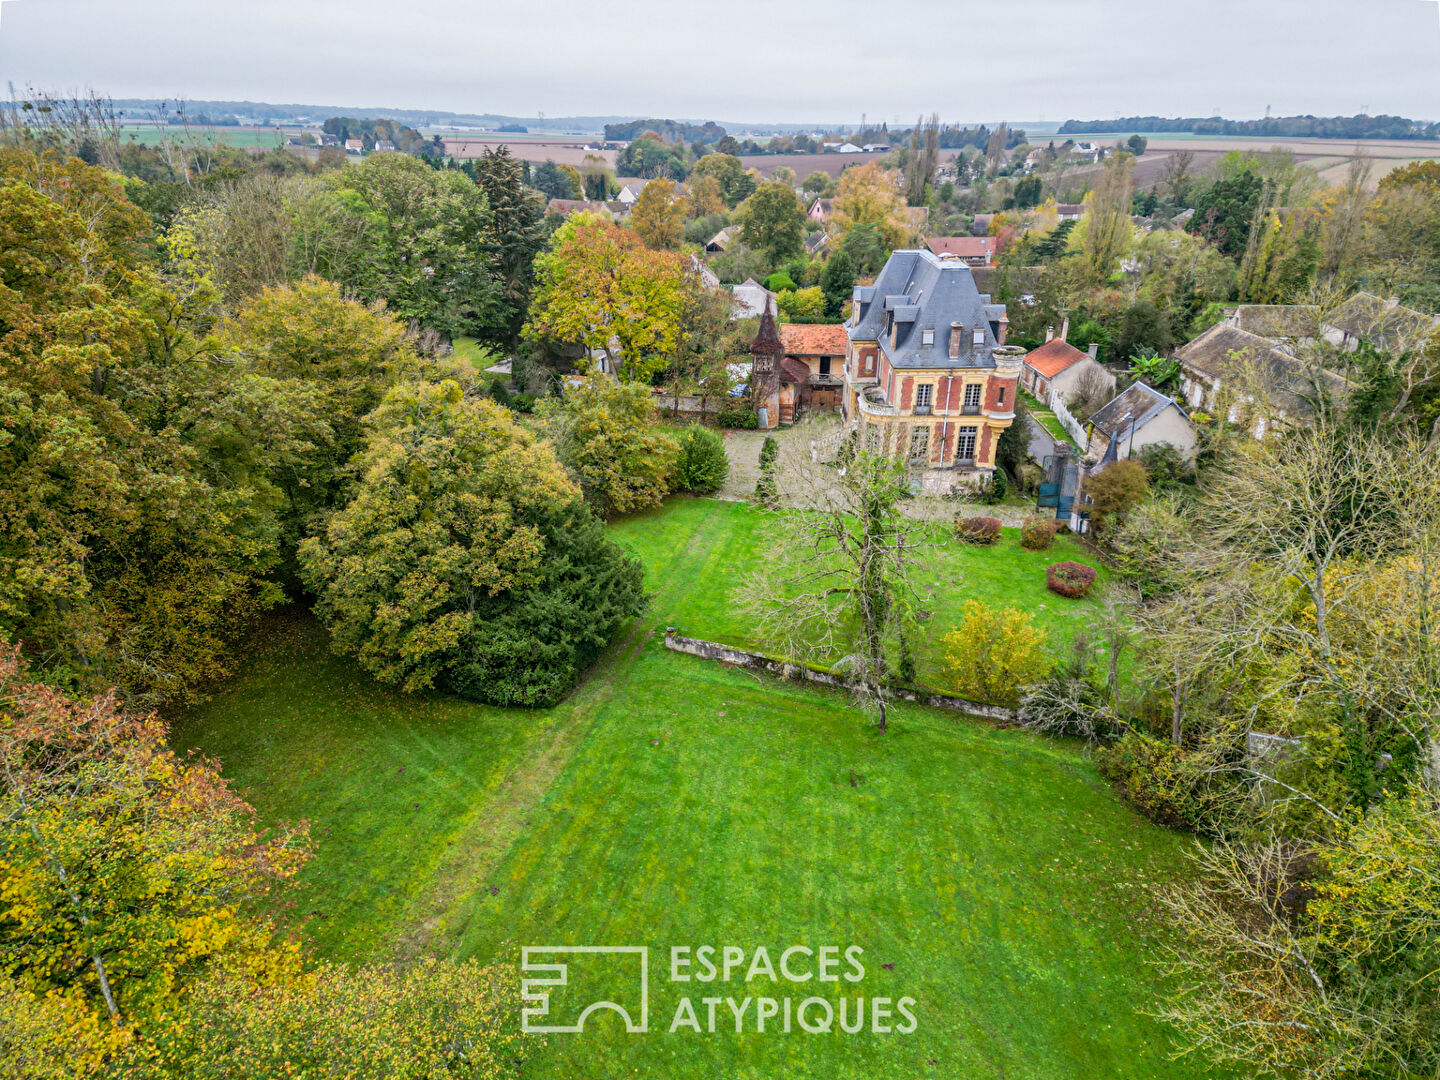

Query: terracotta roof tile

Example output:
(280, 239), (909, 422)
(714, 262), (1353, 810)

(779, 322), (848, 356)
(925, 236), (996, 258)
(1024, 339), (1089, 378)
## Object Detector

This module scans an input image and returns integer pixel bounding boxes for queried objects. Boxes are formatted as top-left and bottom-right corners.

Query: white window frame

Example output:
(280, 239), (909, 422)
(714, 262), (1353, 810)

(914, 383), (934, 412)
(956, 426), (978, 463)
(963, 383), (983, 410)
(909, 426), (930, 463)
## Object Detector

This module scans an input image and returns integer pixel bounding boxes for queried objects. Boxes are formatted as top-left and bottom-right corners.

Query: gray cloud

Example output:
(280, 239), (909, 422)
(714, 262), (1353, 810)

(0, 0), (1437, 122)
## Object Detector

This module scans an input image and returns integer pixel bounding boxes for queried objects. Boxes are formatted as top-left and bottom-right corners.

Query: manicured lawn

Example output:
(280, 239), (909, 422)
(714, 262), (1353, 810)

(1020, 390), (1082, 452)
(611, 497), (1107, 689)
(171, 498), (1207, 1079)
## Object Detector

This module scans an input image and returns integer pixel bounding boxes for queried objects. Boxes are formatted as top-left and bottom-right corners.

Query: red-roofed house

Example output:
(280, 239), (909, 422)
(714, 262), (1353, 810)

(778, 322), (847, 418)
(1022, 336), (1114, 402)
(925, 236), (997, 267)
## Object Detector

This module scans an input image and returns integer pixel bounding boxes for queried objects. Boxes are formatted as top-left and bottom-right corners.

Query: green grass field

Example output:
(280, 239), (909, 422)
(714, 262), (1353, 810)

(116, 123), (289, 149)
(611, 498), (1106, 687)
(1020, 391), (1082, 452)
(171, 498), (1208, 1079)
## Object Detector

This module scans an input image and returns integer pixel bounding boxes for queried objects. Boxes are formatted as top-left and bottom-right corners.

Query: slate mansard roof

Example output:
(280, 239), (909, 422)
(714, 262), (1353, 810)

(847, 249), (1007, 370)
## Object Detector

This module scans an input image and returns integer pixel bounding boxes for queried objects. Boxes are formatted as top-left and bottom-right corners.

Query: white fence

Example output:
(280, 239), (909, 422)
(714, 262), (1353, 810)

(1047, 388), (1089, 447)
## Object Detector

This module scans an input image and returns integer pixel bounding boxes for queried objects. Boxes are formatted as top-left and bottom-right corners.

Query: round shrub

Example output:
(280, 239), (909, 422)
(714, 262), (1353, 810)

(955, 516), (1001, 545)
(1020, 517), (1059, 551)
(510, 391), (537, 413)
(1046, 560), (1097, 598)
(672, 425), (730, 494)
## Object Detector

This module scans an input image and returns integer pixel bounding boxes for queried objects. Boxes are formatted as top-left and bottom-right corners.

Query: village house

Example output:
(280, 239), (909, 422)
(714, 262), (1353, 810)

(807, 198), (833, 221)
(925, 236), (997, 267)
(1085, 383), (1195, 463)
(616, 180), (649, 206)
(1056, 203), (1084, 222)
(731, 278), (777, 320)
(344, 138), (364, 154)
(373, 139), (396, 153)
(838, 248), (1023, 492)
(1325, 291), (1440, 353)
(1021, 333), (1113, 403)
(777, 323), (848, 418)
(1225, 294), (1440, 355)
(1176, 322), (1350, 437)
(705, 226), (736, 253)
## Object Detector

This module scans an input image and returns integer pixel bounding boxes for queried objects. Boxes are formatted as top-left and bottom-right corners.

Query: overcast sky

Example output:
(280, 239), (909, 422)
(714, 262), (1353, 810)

(1, 0), (1438, 124)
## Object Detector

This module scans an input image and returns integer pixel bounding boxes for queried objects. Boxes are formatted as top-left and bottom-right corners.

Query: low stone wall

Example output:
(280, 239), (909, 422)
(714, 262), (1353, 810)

(663, 629), (1017, 723)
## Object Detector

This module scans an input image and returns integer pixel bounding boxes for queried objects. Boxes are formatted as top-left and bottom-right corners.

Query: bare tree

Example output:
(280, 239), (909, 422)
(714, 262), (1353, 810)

(1320, 150), (1373, 281)
(1066, 365), (1114, 423)
(740, 429), (933, 733)
(0, 87), (123, 170)
(1160, 149), (1195, 203)
(1154, 838), (1396, 1080)
(1082, 152), (1135, 284)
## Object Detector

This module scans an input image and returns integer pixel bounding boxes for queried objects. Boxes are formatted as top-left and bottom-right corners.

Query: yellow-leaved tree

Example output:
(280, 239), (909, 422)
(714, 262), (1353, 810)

(0, 645), (309, 1033)
(942, 601), (1050, 706)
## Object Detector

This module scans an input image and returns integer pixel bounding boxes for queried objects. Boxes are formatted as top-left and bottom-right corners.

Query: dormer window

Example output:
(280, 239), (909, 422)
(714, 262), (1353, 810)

(922, 329), (934, 346)
(972, 328), (985, 347)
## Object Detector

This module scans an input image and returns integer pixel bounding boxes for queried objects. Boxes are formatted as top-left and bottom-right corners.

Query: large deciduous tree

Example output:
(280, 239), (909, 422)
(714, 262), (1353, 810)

(299, 381), (592, 695)
(690, 153), (755, 208)
(325, 153), (502, 338)
(210, 275), (434, 573)
(0, 149), (287, 704)
(739, 181), (806, 265)
(629, 177), (685, 251)
(523, 212), (685, 381)
(832, 162), (913, 254)
(536, 378), (677, 518)
(1081, 151), (1135, 283)
(0, 646), (308, 1028)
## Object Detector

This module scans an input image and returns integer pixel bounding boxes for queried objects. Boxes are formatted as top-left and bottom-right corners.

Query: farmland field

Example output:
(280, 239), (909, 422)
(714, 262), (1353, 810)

(439, 135), (617, 167)
(170, 498), (1214, 1080)
(115, 122), (290, 149)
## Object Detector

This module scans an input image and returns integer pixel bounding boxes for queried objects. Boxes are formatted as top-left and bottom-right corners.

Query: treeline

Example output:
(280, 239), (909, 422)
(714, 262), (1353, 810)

(321, 116), (439, 156)
(604, 118), (727, 143)
(1060, 113), (1440, 140)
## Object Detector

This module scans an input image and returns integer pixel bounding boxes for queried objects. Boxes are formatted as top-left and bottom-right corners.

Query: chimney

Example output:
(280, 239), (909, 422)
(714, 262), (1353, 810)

(1060, 316), (1071, 342)
(949, 322), (962, 360)
(1088, 343), (1099, 360)
(1045, 325), (1055, 343)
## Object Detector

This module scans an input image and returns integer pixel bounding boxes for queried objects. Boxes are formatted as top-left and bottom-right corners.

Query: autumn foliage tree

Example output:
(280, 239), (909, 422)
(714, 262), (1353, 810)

(629, 177), (684, 250)
(146, 958), (537, 1080)
(523, 212), (685, 381)
(0, 149), (289, 704)
(537, 378), (677, 518)
(739, 181), (806, 265)
(831, 163), (914, 253)
(300, 381), (591, 694)
(0, 645), (308, 1032)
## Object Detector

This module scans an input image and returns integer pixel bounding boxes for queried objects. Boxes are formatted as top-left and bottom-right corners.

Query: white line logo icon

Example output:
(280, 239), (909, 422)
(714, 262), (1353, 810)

(521, 946), (649, 1034)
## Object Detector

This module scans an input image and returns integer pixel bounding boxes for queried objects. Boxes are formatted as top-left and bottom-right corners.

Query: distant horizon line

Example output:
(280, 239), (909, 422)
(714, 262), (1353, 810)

(8, 92), (1431, 131)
